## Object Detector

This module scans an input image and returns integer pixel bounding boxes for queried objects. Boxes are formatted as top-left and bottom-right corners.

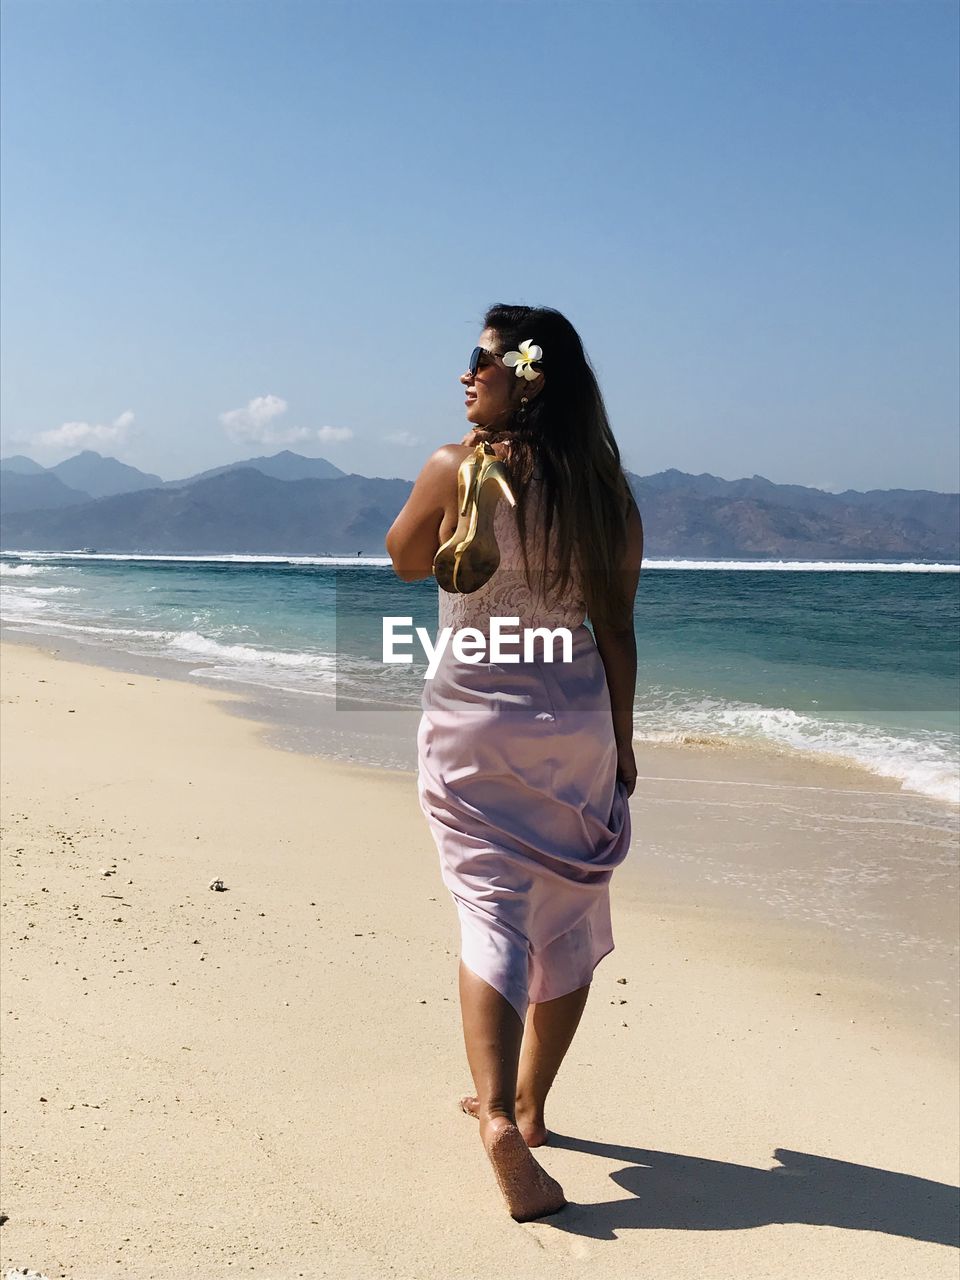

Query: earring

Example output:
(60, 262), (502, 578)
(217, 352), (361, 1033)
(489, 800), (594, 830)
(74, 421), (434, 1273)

(516, 396), (529, 427)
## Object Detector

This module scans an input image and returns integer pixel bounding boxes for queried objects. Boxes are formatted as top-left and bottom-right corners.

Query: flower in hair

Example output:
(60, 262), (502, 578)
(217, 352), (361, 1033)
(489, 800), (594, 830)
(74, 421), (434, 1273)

(502, 339), (543, 380)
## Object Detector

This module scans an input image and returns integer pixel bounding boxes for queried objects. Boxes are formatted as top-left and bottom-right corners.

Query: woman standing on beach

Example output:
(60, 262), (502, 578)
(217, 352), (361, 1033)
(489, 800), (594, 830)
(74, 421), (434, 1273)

(386, 304), (643, 1222)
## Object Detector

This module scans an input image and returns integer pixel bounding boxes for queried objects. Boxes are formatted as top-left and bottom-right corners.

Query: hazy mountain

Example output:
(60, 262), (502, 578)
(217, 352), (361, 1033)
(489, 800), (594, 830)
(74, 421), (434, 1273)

(0, 462), (956, 560)
(46, 450), (164, 499)
(630, 470), (959, 560)
(1, 470), (93, 514)
(165, 449), (348, 487)
(1, 448), (349, 494)
(642, 468), (957, 530)
(0, 454), (48, 475)
(0, 468), (411, 555)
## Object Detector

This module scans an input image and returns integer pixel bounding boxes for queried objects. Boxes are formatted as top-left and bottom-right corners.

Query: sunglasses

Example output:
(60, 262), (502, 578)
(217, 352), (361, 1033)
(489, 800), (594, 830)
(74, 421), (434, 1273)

(467, 346), (502, 377)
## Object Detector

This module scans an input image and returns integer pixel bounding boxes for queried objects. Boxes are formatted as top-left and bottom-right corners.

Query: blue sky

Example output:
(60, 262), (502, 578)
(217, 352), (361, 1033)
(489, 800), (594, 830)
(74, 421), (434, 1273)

(1, 0), (957, 492)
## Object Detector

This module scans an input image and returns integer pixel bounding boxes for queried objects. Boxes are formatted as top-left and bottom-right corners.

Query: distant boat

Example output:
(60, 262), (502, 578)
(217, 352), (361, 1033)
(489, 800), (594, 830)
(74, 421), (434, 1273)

(79, 547), (98, 553)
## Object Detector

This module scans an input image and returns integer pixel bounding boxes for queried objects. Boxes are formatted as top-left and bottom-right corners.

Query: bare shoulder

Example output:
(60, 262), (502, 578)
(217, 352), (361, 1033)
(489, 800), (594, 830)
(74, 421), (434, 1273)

(422, 442), (474, 472)
(413, 443), (473, 488)
(433, 442), (475, 461)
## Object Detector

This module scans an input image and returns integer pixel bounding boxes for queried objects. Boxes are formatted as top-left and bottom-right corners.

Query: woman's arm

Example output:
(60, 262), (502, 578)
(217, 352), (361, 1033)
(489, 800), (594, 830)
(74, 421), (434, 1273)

(385, 445), (464, 581)
(592, 495), (644, 793)
(594, 627), (638, 748)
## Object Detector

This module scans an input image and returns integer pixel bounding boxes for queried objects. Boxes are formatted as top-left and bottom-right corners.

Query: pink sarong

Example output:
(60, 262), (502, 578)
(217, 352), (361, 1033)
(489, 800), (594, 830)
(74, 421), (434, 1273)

(417, 620), (632, 1024)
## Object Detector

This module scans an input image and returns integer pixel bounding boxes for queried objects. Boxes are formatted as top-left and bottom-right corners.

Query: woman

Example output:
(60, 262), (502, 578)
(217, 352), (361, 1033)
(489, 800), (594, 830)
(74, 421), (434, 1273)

(386, 303), (643, 1222)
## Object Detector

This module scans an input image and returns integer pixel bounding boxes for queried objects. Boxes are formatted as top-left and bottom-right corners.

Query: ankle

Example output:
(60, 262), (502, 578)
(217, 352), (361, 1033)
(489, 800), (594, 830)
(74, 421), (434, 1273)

(480, 1101), (516, 1127)
(514, 1089), (545, 1121)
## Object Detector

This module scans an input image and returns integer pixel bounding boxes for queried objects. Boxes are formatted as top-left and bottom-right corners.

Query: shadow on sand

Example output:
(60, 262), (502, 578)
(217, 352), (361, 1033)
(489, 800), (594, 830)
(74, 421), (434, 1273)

(540, 1135), (959, 1247)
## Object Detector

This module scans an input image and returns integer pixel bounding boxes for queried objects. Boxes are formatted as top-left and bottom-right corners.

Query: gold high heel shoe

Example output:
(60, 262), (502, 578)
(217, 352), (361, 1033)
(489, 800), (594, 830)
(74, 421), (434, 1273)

(450, 442), (517, 595)
(433, 445), (485, 593)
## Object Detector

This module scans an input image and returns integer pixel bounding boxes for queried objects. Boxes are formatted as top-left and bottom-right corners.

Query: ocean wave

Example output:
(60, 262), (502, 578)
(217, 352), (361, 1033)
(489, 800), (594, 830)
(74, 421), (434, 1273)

(640, 559), (960, 573)
(166, 630), (335, 670)
(0, 614), (179, 639)
(1, 551), (395, 567)
(0, 562), (53, 577)
(2, 551), (957, 572)
(0, 611), (337, 673)
(634, 691), (960, 805)
(0, 595), (47, 613)
(0, 610), (341, 696)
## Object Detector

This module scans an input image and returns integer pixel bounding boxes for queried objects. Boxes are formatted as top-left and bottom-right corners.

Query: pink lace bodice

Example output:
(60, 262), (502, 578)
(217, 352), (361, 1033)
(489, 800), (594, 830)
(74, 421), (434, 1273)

(438, 467), (587, 637)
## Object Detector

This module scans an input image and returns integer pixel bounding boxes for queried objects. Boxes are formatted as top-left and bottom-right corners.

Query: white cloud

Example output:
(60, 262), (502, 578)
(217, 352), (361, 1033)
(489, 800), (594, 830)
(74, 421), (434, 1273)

(34, 409), (137, 452)
(219, 394), (288, 438)
(382, 430), (422, 447)
(219, 396), (353, 446)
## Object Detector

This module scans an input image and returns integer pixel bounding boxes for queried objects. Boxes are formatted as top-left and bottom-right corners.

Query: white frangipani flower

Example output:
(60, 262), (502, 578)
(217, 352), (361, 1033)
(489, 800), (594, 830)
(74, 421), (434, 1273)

(502, 338), (543, 380)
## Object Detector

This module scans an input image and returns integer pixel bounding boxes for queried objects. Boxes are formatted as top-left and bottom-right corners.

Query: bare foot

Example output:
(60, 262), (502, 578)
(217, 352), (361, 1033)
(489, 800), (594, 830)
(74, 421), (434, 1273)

(480, 1116), (566, 1222)
(459, 1094), (549, 1147)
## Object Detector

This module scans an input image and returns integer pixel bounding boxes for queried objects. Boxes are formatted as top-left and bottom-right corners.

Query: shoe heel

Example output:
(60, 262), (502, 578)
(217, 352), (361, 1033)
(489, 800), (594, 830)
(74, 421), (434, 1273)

(458, 457), (476, 516)
(492, 469), (516, 507)
(479, 458), (516, 508)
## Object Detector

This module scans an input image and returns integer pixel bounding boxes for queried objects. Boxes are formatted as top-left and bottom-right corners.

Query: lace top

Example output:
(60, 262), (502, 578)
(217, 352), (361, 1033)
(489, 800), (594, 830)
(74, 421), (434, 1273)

(437, 465), (587, 638)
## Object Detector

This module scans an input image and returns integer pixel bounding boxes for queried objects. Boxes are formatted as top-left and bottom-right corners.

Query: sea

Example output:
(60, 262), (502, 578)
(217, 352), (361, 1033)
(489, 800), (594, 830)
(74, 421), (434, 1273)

(2, 549), (958, 805)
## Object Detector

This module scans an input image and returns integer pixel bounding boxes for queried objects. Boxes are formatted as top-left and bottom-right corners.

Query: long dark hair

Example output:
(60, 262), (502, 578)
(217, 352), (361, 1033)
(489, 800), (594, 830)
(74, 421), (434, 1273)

(476, 303), (634, 630)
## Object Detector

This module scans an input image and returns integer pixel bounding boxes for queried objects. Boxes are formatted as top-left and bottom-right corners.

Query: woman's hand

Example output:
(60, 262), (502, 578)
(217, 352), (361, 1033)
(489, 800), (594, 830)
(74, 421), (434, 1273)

(460, 428), (511, 464)
(460, 427), (489, 447)
(616, 740), (637, 797)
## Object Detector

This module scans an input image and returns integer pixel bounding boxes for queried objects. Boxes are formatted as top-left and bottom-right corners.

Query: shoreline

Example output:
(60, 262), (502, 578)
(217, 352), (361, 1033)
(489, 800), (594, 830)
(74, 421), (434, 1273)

(2, 627), (958, 1045)
(4, 617), (956, 802)
(1, 635), (957, 1277)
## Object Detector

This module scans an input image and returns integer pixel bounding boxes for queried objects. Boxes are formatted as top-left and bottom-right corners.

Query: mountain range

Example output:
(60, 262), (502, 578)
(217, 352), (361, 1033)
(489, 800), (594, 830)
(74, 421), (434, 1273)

(1, 449), (957, 561)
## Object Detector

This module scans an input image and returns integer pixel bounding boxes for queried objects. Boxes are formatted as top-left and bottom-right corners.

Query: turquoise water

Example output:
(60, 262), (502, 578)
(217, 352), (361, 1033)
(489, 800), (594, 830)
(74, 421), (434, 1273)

(2, 551), (958, 804)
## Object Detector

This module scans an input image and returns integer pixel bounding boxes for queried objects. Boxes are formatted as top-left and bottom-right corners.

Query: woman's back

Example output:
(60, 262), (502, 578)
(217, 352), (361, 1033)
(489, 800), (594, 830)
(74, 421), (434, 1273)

(438, 463), (587, 638)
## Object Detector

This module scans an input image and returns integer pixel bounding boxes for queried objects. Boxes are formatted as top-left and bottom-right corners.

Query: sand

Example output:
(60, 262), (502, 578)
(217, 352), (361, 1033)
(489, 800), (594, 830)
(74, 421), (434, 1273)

(1, 636), (957, 1279)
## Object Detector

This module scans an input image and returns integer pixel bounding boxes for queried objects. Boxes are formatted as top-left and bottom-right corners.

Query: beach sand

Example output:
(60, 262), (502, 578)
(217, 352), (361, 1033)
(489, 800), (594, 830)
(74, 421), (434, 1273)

(1, 636), (957, 1279)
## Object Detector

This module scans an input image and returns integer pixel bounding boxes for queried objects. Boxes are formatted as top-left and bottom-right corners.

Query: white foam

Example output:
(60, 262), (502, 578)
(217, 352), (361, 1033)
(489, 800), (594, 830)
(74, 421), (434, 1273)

(1, 551), (395, 567)
(0, 562), (53, 576)
(0, 609), (343, 699)
(0, 612), (335, 674)
(640, 558), (959, 573)
(2, 551), (956, 572)
(0, 594), (47, 613)
(167, 630), (335, 670)
(0, 614), (175, 639)
(634, 691), (960, 805)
